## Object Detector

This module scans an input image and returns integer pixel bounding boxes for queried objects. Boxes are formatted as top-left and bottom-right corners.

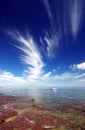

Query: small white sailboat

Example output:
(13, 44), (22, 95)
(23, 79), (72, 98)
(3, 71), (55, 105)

(51, 87), (57, 92)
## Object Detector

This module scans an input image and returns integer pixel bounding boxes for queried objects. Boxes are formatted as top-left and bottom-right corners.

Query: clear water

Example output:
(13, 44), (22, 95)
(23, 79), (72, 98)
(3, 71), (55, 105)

(0, 87), (85, 105)
(0, 87), (85, 130)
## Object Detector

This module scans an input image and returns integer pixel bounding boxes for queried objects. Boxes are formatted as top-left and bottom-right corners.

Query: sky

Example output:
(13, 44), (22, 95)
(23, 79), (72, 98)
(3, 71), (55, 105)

(0, 0), (85, 88)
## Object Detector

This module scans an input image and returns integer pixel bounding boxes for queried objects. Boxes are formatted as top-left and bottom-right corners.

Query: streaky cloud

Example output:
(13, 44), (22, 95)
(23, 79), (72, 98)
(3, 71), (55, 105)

(41, 0), (60, 58)
(44, 30), (59, 58)
(70, 0), (83, 37)
(74, 73), (85, 79)
(7, 30), (45, 81)
(53, 72), (72, 80)
(42, 71), (52, 79)
(42, 0), (53, 20)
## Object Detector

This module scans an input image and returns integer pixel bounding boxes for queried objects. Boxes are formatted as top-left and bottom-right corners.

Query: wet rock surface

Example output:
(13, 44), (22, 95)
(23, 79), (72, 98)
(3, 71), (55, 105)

(0, 94), (17, 105)
(0, 95), (85, 130)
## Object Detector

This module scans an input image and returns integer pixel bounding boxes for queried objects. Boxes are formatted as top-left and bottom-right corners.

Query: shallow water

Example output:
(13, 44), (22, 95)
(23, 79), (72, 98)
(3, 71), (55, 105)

(0, 87), (85, 103)
(0, 87), (85, 130)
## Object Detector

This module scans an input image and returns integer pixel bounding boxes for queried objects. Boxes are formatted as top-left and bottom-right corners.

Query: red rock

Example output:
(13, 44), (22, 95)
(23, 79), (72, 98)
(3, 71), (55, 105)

(72, 104), (82, 110)
(0, 113), (5, 123)
(32, 122), (42, 130)
(0, 107), (17, 119)
(11, 117), (29, 129)
(24, 111), (57, 129)
(0, 121), (13, 130)
(29, 98), (35, 102)
(0, 95), (16, 104)
(31, 104), (44, 110)
(9, 103), (29, 109)
(58, 118), (71, 127)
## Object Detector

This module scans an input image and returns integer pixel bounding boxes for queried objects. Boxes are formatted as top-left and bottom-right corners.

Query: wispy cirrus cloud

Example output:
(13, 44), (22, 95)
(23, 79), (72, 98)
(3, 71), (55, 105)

(74, 73), (85, 79)
(43, 30), (59, 58)
(7, 30), (45, 81)
(70, 0), (83, 37)
(41, 0), (84, 58)
(42, 0), (53, 20)
(42, 71), (52, 80)
(41, 0), (60, 58)
(53, 72), (72, 80)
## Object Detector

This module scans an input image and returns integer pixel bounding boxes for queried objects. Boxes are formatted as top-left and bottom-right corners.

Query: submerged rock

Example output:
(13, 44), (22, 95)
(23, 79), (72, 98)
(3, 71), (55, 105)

(0, 95), (16, 104)
(0, 107), (17, 119)
(0, 113), (5, 123)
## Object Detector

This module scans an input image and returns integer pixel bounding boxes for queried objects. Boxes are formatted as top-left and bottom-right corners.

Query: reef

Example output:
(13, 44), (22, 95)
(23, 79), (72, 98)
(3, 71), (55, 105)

(0, 94), (85, 130)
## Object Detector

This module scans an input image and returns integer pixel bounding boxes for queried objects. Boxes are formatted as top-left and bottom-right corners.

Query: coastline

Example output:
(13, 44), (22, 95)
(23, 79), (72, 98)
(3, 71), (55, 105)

(0, 93), (85, 130)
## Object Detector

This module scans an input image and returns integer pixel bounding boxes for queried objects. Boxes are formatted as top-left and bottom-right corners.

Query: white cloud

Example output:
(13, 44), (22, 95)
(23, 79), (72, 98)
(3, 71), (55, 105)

(71, 78), (85, 87)
(77, 62), (85, 70)
(53, 72), (72, 80)
(43, 31), (59, 58)
(41, 71), (73, 81)
(0, 70), (27, 87)
(7, 30), (45, 81)
(74, 73), (85, 79)
(42, 0), (53, 20)
(42, 71), (52, 79)
(70, 0), (83, 37)
(0, 70), (46, 88)
(41, 0), (60, 58)
(71, 62), (85, 70)
(0, 68), (85, 88)
(42, 71), (85, 87)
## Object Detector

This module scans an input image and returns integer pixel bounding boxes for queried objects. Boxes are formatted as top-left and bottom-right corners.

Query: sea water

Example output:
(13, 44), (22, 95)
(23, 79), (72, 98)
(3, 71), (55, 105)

(0, 87), (85, 129)
(0, 87), (85, 104)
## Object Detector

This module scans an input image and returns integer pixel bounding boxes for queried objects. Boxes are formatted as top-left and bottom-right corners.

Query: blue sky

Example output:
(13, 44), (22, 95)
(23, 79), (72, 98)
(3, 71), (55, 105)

(0, 0), (85, 88)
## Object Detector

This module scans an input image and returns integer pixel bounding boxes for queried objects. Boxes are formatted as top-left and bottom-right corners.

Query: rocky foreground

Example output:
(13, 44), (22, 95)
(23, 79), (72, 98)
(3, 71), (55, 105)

(0, 94), (85, 130)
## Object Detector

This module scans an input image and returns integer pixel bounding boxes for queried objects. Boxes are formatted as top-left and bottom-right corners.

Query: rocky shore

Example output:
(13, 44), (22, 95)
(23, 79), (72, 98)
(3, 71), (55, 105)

(0, 94), (85, 130)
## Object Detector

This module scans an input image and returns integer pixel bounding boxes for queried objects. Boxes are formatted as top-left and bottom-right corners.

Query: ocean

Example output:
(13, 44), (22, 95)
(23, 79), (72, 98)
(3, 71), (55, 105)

(0, 87), (85, 104)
